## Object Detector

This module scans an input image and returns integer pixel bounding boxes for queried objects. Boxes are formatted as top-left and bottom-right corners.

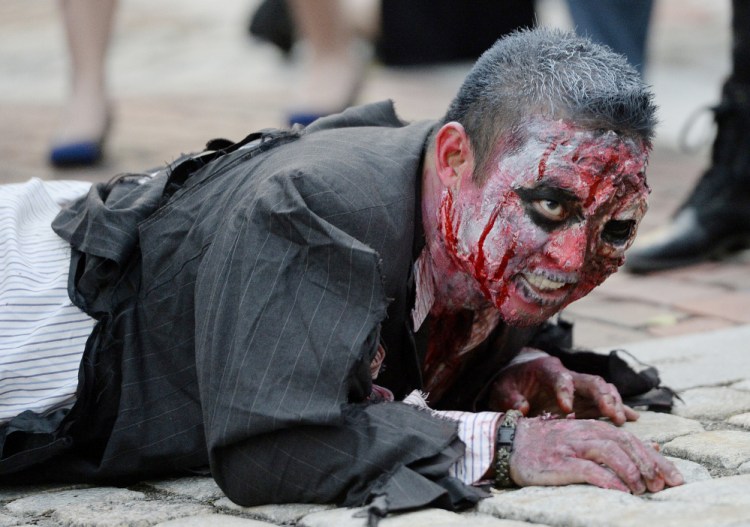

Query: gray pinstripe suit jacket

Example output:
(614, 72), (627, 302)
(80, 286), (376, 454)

(0, 102), (541, 512)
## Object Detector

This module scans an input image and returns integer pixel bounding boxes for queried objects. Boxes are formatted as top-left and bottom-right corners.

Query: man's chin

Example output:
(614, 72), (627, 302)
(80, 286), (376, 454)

(497, 304), (560, 327)
(493, 280), (570, 326)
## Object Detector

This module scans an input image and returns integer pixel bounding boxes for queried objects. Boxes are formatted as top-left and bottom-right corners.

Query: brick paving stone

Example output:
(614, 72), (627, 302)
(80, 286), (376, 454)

(52, 500), (211, 527)
(296, 507), (366, 527)
(646, 316), (734, 338)
(648, 474), (750, 506)
(558, 316), (650, 349)
(214, 499), (334, 524)
(0, 513), (19, 527)
(299, 507), (525, 527)
(622, 411), (704, 444)
(665, 457), (712, 483)
(650, 262), (725, 282)
(146, 477), (225, 502)
(154, 514), (277, 526)
(673, 292), (750, 324)
(663, 431), (750, 469)
(5, 487), (145, 516)
(727, 412), (750, 429)
(619, 327), (750, 391)
(0, 483), (92, 503)
(18, 520), (71, 527)
(478, 485), (750, 527)
(672, 387), (750, 420)
(563, 298), (688, 329)
(682, 262), (750, 290)
(593, 272), (730, 306)
(603, 502), (749, 527)
(477, 486), (641, 525)
(459, 511), (544, 526)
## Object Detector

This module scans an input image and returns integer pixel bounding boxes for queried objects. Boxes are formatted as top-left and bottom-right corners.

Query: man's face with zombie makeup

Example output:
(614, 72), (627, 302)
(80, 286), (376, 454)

(439, 118), (649, 326)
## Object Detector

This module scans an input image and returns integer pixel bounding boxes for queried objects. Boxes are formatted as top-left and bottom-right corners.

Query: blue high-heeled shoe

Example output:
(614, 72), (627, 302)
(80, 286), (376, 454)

(49, 113), (111, 168)
(49, 140), (104, 167)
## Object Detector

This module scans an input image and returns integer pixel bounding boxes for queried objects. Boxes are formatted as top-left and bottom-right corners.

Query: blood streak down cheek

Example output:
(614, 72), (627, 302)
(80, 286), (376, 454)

(438, 190), (520, 305)
(439, 190), (496, 276)
(439, 191), (460, 264)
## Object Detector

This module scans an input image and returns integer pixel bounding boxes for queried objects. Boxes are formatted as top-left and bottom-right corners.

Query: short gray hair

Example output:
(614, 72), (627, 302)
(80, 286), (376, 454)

(443, 27), (657, 181)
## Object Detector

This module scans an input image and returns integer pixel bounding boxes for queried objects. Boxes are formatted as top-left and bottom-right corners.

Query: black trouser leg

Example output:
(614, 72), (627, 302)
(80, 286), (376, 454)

(731, 0), (750, 85)
(625, 0), (750, 273)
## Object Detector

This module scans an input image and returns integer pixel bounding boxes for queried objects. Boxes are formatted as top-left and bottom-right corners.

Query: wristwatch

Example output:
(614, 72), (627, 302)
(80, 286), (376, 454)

(494, 409), (522, 488)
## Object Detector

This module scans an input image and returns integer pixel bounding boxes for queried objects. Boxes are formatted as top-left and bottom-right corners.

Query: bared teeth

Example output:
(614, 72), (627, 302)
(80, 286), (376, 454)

(523, 273), (566, 291)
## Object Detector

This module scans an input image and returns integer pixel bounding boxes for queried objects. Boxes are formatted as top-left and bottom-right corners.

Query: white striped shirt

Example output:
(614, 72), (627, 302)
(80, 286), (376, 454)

(0, 178), (94, 423)
(403, 390), (500, 484)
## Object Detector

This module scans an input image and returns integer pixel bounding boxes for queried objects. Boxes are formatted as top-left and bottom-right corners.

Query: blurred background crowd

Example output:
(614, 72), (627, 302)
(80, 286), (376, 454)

(0, 0), (743, 276)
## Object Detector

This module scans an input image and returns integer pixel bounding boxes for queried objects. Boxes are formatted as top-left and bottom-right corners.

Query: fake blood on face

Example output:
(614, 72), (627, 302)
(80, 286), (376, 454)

(536, 140), (558, 181)
(433, 118), (649, 327)
(441, 189), (519, 298)
(439, 191), (460, 258)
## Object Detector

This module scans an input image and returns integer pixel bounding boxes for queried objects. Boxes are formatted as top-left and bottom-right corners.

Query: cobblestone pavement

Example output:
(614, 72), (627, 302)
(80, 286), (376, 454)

(2, 0), (750, 525)
(3, 333), (750, 527)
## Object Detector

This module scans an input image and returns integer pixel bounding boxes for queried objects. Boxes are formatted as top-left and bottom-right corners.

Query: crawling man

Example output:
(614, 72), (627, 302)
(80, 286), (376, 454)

(0, 28), (682, 518)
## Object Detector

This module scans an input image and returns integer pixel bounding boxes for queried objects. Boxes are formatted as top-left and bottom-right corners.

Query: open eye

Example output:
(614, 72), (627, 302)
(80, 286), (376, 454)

(602, 219), (636, 245)
(531, 199), (567, 222)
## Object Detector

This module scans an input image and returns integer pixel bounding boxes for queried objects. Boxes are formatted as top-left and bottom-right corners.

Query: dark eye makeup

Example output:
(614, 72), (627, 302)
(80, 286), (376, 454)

(602, 219), (635, 245)
(514, 186), (637, 243)
(515, 186), (581, 230)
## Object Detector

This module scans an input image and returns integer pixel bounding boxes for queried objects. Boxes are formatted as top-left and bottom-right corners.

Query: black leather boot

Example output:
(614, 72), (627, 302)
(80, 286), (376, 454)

(626, 81), (750, 273)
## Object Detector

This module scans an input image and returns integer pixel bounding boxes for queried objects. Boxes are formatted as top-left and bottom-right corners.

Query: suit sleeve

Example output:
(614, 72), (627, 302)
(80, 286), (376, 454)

(193, 174), (482, 510)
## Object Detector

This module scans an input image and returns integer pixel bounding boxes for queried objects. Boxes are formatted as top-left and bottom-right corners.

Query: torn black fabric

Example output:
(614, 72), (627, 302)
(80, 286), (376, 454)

(531, 319), (677, 412)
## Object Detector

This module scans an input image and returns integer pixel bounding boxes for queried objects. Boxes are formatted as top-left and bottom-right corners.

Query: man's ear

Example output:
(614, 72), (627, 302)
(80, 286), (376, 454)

(434, 122), (475, 189)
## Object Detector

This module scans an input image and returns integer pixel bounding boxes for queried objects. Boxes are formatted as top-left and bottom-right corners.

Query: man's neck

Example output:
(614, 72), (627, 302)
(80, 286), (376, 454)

(420, 152), (490, 315)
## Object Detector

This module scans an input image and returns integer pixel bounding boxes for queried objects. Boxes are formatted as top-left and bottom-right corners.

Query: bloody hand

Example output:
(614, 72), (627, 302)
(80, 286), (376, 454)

(510, 417), (684, 494)
(489, 351), (639, 425)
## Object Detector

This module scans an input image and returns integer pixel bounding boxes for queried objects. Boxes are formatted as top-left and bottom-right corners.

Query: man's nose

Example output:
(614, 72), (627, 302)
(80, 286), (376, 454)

(544, 224), (589, 272)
